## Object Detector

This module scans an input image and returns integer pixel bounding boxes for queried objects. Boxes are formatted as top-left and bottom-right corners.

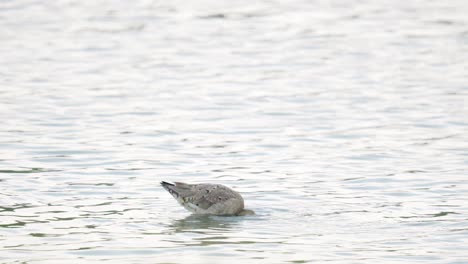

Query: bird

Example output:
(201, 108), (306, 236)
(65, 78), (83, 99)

(160, 181), (255, 216)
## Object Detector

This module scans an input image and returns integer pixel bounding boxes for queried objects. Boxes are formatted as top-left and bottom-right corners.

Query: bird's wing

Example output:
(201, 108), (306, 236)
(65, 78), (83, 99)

(183, 184), (238, 210)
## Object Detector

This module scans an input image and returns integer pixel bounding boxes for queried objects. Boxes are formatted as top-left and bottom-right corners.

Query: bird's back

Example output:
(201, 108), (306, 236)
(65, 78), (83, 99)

(161, 181), (248, 216)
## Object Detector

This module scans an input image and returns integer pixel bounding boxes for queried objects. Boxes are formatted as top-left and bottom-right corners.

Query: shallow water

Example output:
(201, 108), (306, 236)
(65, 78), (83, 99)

(1, 0), (468, 263)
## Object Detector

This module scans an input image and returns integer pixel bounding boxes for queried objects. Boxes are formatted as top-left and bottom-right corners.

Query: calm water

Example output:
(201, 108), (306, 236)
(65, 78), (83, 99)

(1, 0), (468, 263)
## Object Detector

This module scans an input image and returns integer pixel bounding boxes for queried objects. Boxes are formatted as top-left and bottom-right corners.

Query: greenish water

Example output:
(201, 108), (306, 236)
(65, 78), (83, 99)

(1, 0), (468, 263)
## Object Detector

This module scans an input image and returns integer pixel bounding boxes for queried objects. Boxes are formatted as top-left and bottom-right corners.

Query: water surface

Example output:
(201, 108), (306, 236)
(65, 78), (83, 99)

(1, 0), (468, 263)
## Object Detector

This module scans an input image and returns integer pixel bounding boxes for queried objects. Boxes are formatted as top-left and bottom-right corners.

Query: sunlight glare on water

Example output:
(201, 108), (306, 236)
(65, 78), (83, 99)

(1, 0), (468, 263)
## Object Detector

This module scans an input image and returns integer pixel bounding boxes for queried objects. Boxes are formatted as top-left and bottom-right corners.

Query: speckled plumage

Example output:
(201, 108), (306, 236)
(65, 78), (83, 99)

(161, 181), (254, 216)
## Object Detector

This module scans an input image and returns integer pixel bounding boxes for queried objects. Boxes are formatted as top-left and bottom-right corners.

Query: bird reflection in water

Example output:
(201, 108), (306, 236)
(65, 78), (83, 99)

(166, 215), (257, 247)
(167, 214), (239, 234)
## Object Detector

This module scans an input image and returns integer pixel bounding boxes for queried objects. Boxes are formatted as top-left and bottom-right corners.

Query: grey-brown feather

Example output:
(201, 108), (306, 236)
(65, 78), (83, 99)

(185, 184), (243, 209)
(160, 181), (252, 216)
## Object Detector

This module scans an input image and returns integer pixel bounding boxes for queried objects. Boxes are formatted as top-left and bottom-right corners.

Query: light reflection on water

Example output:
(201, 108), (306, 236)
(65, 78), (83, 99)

(1, 0), (468, 263)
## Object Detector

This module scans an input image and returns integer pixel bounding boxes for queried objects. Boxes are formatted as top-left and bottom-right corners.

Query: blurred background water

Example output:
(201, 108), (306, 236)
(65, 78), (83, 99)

(1, 0), (468, 263)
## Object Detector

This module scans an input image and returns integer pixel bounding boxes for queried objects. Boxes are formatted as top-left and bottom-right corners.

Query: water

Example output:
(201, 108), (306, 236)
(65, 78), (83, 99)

(1, 0), (468, 263)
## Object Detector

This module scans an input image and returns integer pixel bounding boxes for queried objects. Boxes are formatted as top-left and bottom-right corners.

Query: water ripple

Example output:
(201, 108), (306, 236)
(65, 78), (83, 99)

(1, 0), (468, 263)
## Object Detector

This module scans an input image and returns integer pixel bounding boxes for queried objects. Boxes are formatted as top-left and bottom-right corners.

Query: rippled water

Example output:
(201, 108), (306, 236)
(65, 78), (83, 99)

(1, 0), (468, 263)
